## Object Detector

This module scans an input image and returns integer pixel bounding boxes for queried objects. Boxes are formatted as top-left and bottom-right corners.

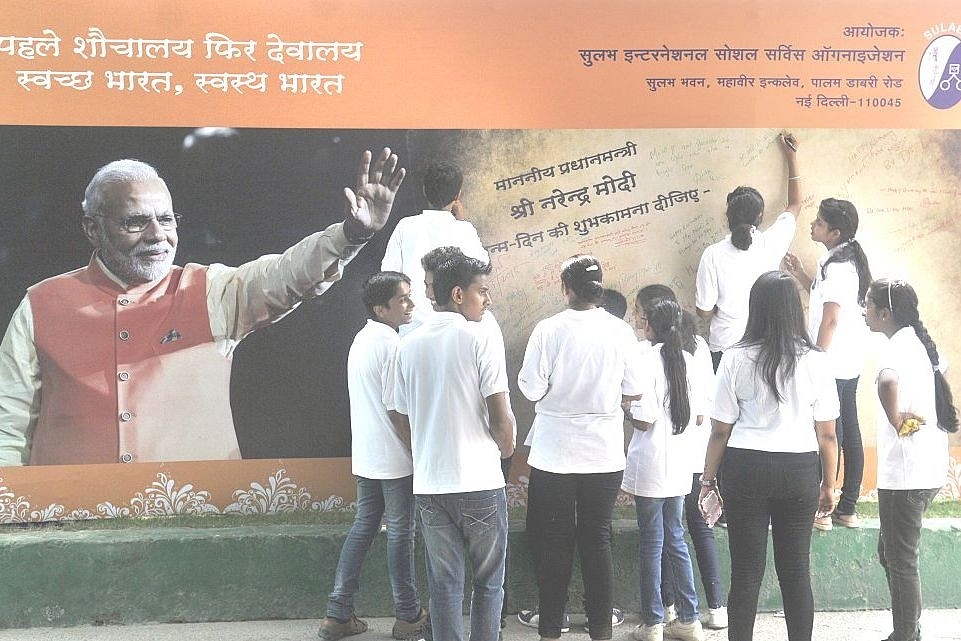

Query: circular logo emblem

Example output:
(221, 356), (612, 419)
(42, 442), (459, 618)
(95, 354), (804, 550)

(919, 34), (961, 109)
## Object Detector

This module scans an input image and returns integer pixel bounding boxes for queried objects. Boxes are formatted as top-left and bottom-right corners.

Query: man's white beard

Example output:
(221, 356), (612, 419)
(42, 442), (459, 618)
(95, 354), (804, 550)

(97, 230), (175, 284)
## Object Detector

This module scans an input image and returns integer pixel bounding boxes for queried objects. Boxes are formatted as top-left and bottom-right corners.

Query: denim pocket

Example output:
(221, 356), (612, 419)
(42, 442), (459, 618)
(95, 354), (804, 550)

(417, 499), (444, 527)
(462, 497), (498, 534)
(905, 488), (938, 511)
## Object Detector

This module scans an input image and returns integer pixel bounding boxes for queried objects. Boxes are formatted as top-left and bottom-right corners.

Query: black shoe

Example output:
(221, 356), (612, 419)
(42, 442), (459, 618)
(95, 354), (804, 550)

(518, 608), (571, 633)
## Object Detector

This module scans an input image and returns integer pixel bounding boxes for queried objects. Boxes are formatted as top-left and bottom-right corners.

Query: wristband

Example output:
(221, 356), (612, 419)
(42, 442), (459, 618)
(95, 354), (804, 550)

(343, 219), (375, 244)
(700, 477), (717, 487)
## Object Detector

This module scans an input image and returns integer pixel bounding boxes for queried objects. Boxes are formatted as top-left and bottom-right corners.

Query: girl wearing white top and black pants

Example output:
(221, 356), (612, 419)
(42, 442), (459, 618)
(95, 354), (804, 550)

(784, 198), (873, 529)
(696, 133), (801, 372)
(519, 255), (644, 641)
(700, 271), (839, 641)
(863, 279), (958, 641)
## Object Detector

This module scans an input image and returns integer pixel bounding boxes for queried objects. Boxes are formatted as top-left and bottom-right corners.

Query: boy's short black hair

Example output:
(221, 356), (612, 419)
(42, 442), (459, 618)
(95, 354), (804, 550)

(433, 255), (492, 306)
(362, 271), (410, 319)
(423, 162), (463, 209)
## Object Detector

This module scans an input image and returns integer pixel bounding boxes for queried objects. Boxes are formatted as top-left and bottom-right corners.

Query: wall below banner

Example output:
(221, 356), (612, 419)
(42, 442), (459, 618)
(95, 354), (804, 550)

(1, 519), (959, 628)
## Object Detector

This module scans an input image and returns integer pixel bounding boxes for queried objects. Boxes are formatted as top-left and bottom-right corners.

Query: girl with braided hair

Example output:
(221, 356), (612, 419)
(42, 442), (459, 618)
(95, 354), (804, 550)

(783, 198), (873, 529)
(863, 278), (958, 641)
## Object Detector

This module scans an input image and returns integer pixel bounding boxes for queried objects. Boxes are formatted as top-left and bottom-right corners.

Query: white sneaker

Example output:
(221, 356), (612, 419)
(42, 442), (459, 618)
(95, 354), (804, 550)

(705, 606), (728, 630)
(664, 605), (677, 624)
(664, 619), (705, 641)
(632, 623), (664, 641)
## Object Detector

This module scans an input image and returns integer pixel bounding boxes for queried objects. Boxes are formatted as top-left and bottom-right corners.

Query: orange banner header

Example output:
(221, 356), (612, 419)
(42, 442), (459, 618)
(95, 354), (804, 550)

(1, 0), (960, 128)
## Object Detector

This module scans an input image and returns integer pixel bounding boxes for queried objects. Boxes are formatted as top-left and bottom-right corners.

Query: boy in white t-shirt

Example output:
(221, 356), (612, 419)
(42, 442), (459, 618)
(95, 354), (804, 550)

(319, 272), (427, 641)
(382, 162), (490, 334)
(393, 255), (515, 641)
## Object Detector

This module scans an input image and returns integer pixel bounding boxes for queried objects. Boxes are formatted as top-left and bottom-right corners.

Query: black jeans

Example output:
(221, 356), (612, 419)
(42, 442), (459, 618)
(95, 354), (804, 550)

(878, 488), (938, 641)
(526, 467), (622, 640)
(834, 377), (864, 515)
(720, 448), (819, 641)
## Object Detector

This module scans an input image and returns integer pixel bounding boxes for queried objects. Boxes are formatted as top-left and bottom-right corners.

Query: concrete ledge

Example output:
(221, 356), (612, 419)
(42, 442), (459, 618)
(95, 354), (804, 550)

(1, 519), (959, 628)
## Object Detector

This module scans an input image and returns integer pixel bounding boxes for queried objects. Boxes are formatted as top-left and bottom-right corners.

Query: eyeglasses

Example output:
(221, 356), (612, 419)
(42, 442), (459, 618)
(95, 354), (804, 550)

(88, 213), (182, 233)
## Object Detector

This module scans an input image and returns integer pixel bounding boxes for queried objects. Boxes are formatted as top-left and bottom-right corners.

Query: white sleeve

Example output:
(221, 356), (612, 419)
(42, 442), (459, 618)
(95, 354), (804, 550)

(819, 262), (859, 306)
(517, 323), (550, 402)
(460, 223), (491, 263)
(762, 211), (797, 259)
(0, 296), (40, 465)
(695, 249), (718, 312)
(381, 340), (399, 411)
(475, 327), (509, 398)
(694, 337), (715, 412)
(392, 348), (409, 416)
(631, 350), (659, 423)
(205, 221), (359, 346)
(810, 352), (841, 421)
(711, 351), (740, 424)
(381, 221), (404, 272)
(621, 326), (647, 397)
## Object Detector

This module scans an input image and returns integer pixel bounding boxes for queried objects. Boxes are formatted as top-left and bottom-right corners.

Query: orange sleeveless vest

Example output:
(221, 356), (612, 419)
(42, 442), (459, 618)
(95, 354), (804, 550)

(27, 260), (241, 465)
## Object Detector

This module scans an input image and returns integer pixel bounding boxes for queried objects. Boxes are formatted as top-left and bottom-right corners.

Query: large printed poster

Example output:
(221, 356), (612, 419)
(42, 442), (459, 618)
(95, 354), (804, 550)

(0, 1), (959, 520)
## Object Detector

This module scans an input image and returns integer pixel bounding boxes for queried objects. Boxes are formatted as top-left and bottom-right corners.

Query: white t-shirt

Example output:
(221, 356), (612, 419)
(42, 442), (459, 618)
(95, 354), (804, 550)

(695, 211), (797, 351)
(394, 311), (508, 494)
(381, 209), (490, 332)
(875, 327), (948, 490)
(347, 319), (413, 479)
(808, 249), (869, 380)
(519, 307), (645, 474)
(713, 344), (839, 453)
(622, 347), (709, 498)
(635, 335), (714, 473)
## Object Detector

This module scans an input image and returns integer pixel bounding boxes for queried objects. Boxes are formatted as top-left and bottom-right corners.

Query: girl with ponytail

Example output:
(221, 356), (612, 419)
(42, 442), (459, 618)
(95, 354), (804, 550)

(696, 133), (801, 371)
(518, 255), (645, 641)
(623, 299), (710, 641)
(863, 278), (958, 641)
(784, 198), (874, 529)
(634, 285), (727, 631)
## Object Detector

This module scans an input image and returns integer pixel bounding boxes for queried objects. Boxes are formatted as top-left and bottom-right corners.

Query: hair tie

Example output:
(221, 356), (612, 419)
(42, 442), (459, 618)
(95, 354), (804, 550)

(585, 265), (599, 272)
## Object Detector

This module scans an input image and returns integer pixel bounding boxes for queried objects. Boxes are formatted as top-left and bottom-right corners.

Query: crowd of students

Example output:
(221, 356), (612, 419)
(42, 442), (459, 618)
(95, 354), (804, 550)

(317, 137), (957, 641)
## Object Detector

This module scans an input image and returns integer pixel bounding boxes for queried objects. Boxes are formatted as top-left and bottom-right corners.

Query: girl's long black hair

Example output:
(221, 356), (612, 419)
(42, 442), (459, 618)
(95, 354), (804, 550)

(737, 271), (817, 402)
(866, 279), (959, 433)
(646, 299), (691, 434)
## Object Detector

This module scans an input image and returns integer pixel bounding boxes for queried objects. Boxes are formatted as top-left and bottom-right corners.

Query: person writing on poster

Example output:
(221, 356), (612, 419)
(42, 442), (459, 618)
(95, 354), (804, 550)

(783, 198), (873, 530)
(695, 133), (801, 372)
(862, 278), (958, 641)
(0, 148), (406, 466)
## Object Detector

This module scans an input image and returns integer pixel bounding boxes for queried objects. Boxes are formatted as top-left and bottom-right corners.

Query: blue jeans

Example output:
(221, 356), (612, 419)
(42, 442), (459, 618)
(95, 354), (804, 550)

(526, 468), (622, 640)
(835, 377), (864, 516)
(662, 473), (725, 610)
(417, 489), (507, 641)
(721, 448), (819, 641)
(878, 488), (938, 641)
(327, 475), (420, 621)
(635, 495), (698, 626)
